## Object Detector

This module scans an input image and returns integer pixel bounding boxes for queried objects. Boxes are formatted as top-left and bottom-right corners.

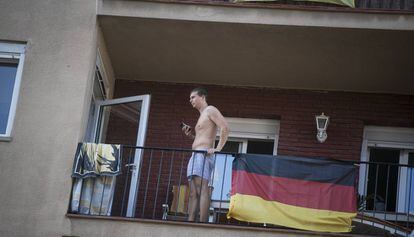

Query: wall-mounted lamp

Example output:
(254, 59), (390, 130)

(315, 113), (329, 143)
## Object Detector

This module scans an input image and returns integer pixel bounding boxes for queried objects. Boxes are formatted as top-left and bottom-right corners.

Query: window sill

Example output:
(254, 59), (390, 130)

(0, 136), (12, 142)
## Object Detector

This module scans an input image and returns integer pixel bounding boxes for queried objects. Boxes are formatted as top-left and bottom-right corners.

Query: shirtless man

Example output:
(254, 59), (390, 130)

(182, 87), (229, 222)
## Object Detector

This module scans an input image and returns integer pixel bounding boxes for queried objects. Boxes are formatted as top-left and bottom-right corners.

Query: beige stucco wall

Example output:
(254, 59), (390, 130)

(0, 0), (98, 236)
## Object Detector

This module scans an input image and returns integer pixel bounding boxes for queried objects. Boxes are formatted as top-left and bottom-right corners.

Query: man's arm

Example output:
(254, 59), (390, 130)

(207, 106), (229, 153)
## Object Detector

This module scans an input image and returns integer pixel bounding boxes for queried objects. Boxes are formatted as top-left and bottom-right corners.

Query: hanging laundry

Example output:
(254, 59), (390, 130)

(72, 142), (121, 178)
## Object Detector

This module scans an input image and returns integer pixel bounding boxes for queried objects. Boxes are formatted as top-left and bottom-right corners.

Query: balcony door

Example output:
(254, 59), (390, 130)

(93, 95), (151, 217)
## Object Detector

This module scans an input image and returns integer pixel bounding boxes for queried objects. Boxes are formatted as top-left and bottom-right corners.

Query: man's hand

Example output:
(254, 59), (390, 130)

(207, 148), (220, 155)
(181, 124), (194, 139)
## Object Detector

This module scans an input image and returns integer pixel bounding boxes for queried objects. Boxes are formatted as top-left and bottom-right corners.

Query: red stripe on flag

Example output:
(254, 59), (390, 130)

(232, 170), (356, 213)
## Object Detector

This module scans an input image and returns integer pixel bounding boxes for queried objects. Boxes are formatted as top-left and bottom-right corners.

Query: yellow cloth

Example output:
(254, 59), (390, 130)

(228, 194), (356, 233)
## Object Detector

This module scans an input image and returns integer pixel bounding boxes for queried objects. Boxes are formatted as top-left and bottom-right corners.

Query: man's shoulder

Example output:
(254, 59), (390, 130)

(205, 105), (219, 113)
(206, 105), (217, 110)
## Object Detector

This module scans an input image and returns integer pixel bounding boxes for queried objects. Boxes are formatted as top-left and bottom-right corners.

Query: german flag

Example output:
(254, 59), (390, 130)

(233, 0), (355, 8)
(227, 154), (357, 233)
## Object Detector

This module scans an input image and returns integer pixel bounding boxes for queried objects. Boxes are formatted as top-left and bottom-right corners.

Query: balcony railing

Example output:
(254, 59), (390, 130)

(69, 145), (414, 236)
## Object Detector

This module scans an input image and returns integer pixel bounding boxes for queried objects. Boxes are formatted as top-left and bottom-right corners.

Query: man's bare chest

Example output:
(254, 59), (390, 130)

(195, 114), (213, 131)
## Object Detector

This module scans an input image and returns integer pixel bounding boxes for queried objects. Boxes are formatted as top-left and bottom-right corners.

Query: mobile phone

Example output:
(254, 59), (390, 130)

(180, 122), (192, 131)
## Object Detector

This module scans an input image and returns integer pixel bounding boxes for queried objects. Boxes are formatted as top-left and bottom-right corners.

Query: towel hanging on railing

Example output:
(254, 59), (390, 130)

(72, 142), (121, 178)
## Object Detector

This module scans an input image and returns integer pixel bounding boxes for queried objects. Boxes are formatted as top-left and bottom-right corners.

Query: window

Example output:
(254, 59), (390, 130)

(84, 66), (107, 142)
(359, 126), (414, 215)
(0, 42), (25, 140)
(84, 49), (109, 142)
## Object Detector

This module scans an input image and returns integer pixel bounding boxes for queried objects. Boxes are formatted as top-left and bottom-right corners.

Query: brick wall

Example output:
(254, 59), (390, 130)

(109, 80), (414, 217)
(114, 80), (414, 161)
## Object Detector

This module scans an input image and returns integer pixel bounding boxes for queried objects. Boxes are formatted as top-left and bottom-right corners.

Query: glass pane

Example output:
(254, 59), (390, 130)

(407, 152), (414, 213)
(84, 97), (97, 142)
(84, 73), (106, 142)
(0, 62), (18, 134)
(97, 101), (141, 145)
(211, 141), (241, 202)
(317, 119), (327, 129)
(96, 101), (142, 216)
(408, 153), (414, 166)
(247, 140), (274, 155)
(211, 154), (235, 202)
(215, 140), (241, 153)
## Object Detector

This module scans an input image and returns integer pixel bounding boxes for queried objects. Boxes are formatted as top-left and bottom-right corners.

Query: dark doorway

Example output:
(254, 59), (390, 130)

(366, 148), (399, 212)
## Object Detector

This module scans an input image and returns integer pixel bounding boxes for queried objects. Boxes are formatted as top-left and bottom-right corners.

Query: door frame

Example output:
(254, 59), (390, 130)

(94, 94), (151, 217)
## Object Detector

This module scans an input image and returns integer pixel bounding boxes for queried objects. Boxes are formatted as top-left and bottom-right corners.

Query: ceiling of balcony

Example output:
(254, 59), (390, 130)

(99, 15), (414, 95)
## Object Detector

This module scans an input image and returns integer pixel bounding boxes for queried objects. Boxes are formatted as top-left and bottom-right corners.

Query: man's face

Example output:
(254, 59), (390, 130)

(189, 92), (203, 109)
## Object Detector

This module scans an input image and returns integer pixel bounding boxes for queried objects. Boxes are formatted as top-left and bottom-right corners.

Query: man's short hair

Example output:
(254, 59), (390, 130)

(191, 87), (208, 99)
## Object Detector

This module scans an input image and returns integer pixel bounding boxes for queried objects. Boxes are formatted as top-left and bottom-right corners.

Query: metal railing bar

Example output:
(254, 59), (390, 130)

(373, 163), (379, 221)
(210, 153), (217, 223)
(197, 151), (207, 222)
(121, 147), (133, 216)
(133, 148), (145, 217)
(88, 177), (96, 215)
(384, 166), (397, 227)
(175, 151), (185, 217)
(357, 161), (414, 168)
(395, 166), (401, 233)
(142, 149), (154, 218)
(218, 153), (228, 224)
(99, 176), (106, 215)
(361, 163), (368, 224)
(164, 150), (175, 208)
(407, 168), (412, 230)
(153, 150), (165, 219)
(122, 145), (236, 155)
(384, 164), (390, 229)
(122, 145), (414, 168)
(77, 179), (85, 214)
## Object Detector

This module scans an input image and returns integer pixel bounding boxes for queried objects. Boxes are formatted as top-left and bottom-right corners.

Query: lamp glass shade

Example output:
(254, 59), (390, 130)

(315, 113), (329, 130)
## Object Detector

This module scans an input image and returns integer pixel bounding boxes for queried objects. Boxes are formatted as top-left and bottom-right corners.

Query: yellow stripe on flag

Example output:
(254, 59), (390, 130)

(227, 193), (356, 233)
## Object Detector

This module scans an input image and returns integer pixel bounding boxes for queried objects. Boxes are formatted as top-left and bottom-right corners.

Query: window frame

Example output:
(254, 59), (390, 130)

(359, 126), (414, 213)
(0, 42), (26, 141)
(220, 117), (280, 155)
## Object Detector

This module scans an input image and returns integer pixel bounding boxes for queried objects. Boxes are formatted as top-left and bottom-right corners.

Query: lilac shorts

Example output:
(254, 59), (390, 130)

(187, 151), (215, 182)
